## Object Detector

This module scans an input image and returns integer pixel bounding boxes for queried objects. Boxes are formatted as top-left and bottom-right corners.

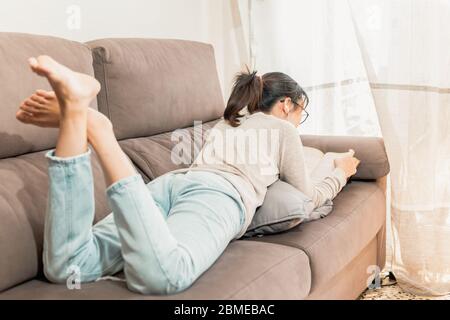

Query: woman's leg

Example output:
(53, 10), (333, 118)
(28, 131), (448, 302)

(22, 56), (124, 283)
(86, 110), (137, 186)
(106, 171), (245, 295)
(16, 79), (146, 285)
(44, 150), (124, 283)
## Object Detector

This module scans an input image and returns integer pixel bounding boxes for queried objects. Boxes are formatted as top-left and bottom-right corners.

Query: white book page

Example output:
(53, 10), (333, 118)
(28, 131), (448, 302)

(303, 146), (324, 176)
(303, 147), (352, 183)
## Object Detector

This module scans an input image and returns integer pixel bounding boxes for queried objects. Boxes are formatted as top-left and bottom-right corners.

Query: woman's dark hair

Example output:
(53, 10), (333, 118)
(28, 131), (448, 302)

(224, 67), (309, 127)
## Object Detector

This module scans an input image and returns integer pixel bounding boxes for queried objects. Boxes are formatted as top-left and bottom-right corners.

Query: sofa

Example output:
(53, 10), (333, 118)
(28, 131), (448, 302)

(0, 32), (390, 300)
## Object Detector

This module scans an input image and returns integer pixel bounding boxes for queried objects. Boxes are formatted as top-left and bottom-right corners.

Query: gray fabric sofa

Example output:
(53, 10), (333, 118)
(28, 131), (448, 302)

(0, 32), (390, 300)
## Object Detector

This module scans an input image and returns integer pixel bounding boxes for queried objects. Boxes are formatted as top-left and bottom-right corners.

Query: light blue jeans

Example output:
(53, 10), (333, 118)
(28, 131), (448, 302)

(43, 148), (245, 295)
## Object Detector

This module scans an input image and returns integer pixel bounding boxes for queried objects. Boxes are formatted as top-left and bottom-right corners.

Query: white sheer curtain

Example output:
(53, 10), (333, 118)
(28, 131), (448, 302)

(247, 0), (450, 296)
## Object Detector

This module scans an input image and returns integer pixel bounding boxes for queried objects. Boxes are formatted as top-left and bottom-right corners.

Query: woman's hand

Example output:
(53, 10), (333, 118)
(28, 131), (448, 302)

(334, 149), (361, 178)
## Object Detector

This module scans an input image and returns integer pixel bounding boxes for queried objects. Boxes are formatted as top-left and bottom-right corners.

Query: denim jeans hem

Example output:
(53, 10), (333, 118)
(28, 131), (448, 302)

(106, 174), (143, 196)
(45, 148), (92, 165)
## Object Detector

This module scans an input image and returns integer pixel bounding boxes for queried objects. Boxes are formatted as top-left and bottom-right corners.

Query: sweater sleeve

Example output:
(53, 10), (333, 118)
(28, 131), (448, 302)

(278, 125), (348, 208)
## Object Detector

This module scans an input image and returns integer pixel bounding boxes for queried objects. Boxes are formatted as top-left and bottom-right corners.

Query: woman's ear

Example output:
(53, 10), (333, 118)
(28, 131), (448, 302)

(283, 98), (291, 115)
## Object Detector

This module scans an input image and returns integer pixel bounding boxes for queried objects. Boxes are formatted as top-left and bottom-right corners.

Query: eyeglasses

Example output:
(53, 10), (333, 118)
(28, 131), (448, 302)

(293, 100), (309, 124)
(281, 98), (310, 124)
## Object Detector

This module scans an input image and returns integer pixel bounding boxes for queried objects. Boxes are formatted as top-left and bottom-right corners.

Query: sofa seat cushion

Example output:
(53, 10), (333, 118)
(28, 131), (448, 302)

(119, 120), (219, 180)
(246, 181), (386, 292)
(0, 241), (311, 300)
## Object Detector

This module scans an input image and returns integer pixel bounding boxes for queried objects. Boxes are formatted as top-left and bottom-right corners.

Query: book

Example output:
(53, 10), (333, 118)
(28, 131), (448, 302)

(303, 147), (354, 183)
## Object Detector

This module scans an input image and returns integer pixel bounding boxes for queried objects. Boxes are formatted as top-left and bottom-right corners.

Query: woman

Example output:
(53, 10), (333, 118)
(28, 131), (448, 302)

(16, 56), (359, 295)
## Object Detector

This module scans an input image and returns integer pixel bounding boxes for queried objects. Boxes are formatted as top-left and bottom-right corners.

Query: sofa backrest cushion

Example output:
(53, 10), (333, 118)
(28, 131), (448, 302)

(0, 32), (97, 159)
(86, 38), (225, 141)
(119, 120), (219, 180)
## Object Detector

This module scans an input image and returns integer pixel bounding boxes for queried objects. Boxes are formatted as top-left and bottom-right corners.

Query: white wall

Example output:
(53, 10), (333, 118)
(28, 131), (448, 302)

(0, 0), (250, 99)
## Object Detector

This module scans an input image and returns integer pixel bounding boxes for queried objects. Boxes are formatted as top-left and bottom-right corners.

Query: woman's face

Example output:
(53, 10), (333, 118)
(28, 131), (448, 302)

(287, 101), (304, 127)
(271, 97), (306, 128)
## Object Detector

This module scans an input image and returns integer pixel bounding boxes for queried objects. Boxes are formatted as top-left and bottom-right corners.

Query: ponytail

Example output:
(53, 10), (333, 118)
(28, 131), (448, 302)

(224, 68), (263, 127)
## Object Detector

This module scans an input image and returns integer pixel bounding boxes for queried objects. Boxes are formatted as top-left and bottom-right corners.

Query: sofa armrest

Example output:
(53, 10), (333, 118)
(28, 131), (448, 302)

(300, 134), (390, 180)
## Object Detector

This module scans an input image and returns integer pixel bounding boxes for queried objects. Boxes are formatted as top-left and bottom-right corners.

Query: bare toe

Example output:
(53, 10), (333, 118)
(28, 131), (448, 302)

(16, 109), (33, 123)
(28, 55), (60, 78)
(28, 57), (50, 77)
(30, 94), (47, 105)
(36, 89), (56, 100)
(23, 100), (42, 112)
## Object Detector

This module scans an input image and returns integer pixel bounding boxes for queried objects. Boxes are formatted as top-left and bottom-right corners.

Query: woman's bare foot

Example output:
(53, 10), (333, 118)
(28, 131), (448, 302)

(27, 55), (100, 115)
(17, 55), (101, 157)
(16, 90), (60, 127)
(16, 89), (113, 133)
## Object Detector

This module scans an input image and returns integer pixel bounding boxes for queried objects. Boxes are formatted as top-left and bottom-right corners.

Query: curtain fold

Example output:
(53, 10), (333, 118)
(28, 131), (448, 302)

(247, 0), (450, 295)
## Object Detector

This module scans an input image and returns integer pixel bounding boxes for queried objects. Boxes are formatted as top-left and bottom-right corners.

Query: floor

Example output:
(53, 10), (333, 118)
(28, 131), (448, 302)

(358, 272), (450, 300)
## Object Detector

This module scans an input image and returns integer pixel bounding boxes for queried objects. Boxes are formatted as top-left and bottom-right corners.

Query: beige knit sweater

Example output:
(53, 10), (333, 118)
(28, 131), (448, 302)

(172, 112), (348, 239)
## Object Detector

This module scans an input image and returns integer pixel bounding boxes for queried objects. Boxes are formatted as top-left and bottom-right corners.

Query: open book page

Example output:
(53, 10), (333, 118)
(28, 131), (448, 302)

(302, 146), (353, 221)
(303, 146), (325, 177)
(303, 147), (351, 184)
